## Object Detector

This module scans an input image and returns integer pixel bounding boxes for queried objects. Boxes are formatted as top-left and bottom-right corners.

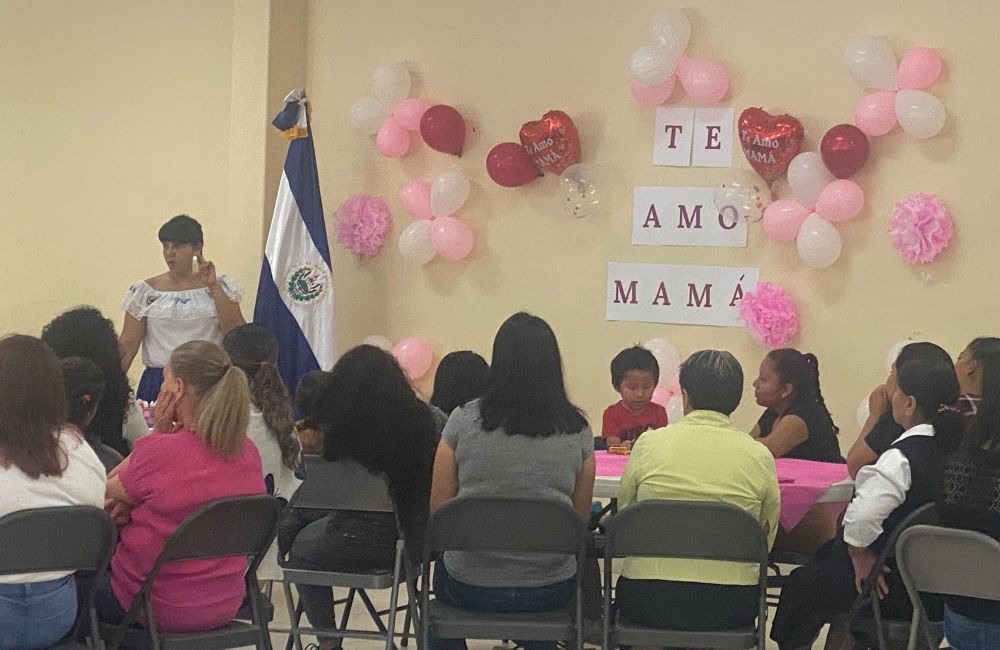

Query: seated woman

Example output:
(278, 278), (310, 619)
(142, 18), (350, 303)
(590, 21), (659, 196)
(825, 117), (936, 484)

(59, 356), (124, 472)
(935, 340), (1000, 650)
(430, 351), (489, 416)
(617, 350), (779, 631)
(283, 345), (438, 650)
(0, 336), (106, 650)
(97, 340), (265, 632)
(429, 312), (596, 650)
(770, 351), (964, 650)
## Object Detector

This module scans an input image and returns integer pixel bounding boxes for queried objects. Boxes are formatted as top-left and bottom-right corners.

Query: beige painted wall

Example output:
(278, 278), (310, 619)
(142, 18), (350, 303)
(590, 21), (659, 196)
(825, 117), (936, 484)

(305, 0), (1000, 444)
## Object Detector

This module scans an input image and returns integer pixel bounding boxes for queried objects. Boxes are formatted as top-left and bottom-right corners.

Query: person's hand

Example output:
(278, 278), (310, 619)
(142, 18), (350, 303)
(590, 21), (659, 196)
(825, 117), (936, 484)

(196, 253), (218, 286)
(153, 388), (179, 433)
(105, 499), (131, 527)
(868, 384), (890, 416)
(850, 546), (890, 599)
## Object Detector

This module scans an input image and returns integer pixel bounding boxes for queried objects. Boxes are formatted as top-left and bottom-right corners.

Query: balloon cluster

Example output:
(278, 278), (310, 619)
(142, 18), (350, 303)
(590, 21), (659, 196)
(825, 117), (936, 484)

(362, 335), (434, 381)
(628, 9), (729, 106)
(642, 338), (684, 424)
(348, 63), (467, 158)
(397, 170), (474, 263)
(845, 38), (946, 139)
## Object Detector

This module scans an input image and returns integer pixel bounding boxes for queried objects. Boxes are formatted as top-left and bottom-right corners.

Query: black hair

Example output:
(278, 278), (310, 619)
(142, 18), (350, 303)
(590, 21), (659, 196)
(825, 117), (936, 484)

(295, 370), (330, 425)
(223, 324), (299, 470)
(157, 214), (203, 246)
(896, 356), (963, 453)
(430, 351), (489, 415)
(679, 350), (743, 415)
(896, 342), (951, 369)
(60, 357), (106, 428)
(767, 348), (839, 434)
(610, 346), (660, 389)
(967, 337), (1000, 369)
(41, 306), (132, 455)
(479, 312), (587, 437)
(962, 339), (1000, 451)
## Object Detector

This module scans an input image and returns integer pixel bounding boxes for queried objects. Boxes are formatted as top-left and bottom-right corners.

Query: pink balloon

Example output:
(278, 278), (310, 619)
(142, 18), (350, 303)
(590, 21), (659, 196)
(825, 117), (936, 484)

(392, 98), (431, 132)
(629, 76), (677, 107)
(393, 337), (433, 380)
(763, 199), (810, 242)
(652, 386), (672, 408)
(400, 181), (433, 220)
(854, 91), (898, 137)
(376, 116), (410, 158)
(815, 179), (865, 223)
(430, 216), (474, 261)
(897, 47), (942, 90)
(675, 57), (729, 103)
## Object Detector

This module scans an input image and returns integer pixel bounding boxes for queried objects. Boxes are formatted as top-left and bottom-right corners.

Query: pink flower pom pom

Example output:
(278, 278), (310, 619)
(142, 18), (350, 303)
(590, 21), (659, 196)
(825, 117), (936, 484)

(889, 193), (953, 264)
(739, 282), (799, 348)
(336, 194), (392, 257)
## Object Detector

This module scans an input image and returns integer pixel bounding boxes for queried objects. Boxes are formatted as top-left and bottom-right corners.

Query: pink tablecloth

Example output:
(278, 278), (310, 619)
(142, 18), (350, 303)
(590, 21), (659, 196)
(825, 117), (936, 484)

(594, 452), (850, 531)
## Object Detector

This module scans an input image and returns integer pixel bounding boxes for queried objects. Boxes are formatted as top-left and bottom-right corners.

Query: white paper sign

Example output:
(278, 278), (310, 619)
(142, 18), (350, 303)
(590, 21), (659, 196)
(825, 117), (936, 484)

(633, 186), (747, 247)
(691, 107), (735, 167)
(653, 107), (694, 166)
(607, 262), (758, 327)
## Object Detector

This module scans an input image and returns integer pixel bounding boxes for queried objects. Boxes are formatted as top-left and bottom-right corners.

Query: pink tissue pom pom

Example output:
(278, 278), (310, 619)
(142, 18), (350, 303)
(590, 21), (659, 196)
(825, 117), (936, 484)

(739, 282), (800, 348)
(889, 193), (953, 264)
(336, 194), (392, 257)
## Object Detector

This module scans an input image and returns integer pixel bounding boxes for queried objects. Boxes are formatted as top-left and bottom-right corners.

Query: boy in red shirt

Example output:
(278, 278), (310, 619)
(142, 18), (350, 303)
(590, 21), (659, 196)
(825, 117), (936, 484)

(602, 346), (668, 449)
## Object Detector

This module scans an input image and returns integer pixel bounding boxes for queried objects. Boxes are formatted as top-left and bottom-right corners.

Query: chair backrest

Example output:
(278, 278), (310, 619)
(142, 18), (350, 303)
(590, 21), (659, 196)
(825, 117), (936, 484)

(880, 502), (938, 562)
(424, 495), (585, 560)
(897, 525), (1000, 601)
(0, 505), (115, 576)
(605, 499), (767, 565)
(153, 495), (282, 566)
(290, 455), (394, 513)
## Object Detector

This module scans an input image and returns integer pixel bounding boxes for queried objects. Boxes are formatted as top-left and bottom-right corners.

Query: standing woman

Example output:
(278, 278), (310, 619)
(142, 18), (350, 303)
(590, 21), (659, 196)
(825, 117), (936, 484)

(118, 215), (245, 402)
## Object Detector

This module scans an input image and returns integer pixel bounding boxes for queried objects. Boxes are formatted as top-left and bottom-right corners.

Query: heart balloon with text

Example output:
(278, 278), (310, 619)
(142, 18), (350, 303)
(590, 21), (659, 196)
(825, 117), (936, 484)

(519, 110), (581, 176)
(737, 107), (805, 184)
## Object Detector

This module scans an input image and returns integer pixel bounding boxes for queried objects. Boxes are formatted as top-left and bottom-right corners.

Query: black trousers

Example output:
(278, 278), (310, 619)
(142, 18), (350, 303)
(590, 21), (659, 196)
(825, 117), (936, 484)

(615, 576), (759, 630)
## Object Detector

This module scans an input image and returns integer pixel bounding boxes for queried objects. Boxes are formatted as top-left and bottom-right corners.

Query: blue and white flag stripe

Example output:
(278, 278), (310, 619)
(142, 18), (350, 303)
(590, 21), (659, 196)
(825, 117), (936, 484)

(254, 90), (335, 392)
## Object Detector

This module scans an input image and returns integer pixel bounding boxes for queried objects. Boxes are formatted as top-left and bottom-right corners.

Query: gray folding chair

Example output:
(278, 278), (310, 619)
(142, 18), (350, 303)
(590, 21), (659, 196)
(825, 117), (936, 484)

(0, 505), (116, 649)
(602, 499), (769, 650)
(101, 494), (282, 650)
(420, 495), (587, 650)
(275, 455), (411, 650)
(897, 525), (1000, 650)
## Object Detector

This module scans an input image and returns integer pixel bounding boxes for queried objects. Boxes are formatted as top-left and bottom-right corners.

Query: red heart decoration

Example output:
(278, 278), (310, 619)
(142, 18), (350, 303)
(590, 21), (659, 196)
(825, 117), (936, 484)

(519, 110), (581, 176)
(738, 107), (805, 183)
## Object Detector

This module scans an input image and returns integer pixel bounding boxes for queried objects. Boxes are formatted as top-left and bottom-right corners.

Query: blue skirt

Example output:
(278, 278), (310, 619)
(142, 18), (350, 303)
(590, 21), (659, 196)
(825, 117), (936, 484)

(136, 367), (164, 402)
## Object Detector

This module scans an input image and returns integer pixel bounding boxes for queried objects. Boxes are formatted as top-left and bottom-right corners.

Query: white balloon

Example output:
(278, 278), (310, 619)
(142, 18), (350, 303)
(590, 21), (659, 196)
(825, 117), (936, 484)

(885, 339), (914, 374)
(430, 169), (470, 218)
(666, 394), (685, 424)
(643, 338), (680, 384)
(349, 96), (392, 135)
(713, 169), (772, 223)
(787, 152), (835, 208)
(895, 90), (946, 139)
(372, 63), (411, 104)
(560, 163), (606, 218)
(856, 396), (870, 430)
(629, 44), (677, 86)
(362, 335), (393, 351)
(649, 10), (691, 58)
(796, 213), (842, 268)
(843, 35), (898, 90)
(398, 220), (436, 264)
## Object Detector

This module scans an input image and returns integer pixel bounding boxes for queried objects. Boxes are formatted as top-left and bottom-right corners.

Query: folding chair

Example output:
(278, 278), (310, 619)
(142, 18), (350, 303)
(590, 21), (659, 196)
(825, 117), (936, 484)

(0, 505), (115, 649)
(897, 525), (1000, 650)
(276, 456), (412, 650)
(101, 494), (282, 650)
(420, 495), (587, 650)
(602, 499), (769, 650)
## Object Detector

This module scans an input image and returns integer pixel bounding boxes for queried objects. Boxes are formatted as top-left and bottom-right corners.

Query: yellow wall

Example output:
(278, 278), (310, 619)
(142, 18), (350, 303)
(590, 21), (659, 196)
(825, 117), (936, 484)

(5, 1), (999, 450)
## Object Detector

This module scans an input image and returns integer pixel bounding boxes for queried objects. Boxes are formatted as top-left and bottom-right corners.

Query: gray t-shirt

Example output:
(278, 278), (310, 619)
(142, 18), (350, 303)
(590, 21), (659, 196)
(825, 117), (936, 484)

(441, 399), (593, 587)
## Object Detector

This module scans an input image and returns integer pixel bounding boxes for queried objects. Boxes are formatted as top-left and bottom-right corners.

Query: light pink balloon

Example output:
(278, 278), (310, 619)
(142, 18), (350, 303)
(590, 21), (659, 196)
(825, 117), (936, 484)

(430, 216), (474, 261)
(763, 199), (810, 242)
(855, 91), (898, 137)
(392, 98), (431, 132)
(393, 337), (433, 380)
(652, 386), (672, 408)
(400, 180), (433, 220)
(815, 179), (865, 223)
(897, 47), (942, 90)
(675, 57), (729, 103)
(629, 76), (676, 107)
(376, 116), (410, 158)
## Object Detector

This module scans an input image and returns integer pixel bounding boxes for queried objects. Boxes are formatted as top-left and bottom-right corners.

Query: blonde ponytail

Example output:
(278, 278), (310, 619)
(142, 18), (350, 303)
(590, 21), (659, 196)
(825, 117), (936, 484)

(169, 340), (250, 459)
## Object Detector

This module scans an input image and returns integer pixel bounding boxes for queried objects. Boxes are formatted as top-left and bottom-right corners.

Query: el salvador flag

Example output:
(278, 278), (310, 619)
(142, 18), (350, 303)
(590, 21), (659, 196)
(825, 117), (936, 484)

(254, 90), (335, 393)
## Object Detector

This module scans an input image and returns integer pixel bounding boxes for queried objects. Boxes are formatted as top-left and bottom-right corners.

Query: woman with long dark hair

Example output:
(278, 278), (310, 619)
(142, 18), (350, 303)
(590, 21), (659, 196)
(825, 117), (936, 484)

(429, 312), (595, 650)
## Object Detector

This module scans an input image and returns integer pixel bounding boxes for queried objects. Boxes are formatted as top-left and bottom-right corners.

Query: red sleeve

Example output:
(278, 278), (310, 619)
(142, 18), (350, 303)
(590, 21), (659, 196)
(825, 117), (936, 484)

(602, 405), (621, 439)
(654, 403), (669, 427)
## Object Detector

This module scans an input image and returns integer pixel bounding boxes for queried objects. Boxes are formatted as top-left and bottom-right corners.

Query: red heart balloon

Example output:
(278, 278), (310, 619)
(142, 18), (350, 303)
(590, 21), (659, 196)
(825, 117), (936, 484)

(820, 124), (869, 179)
(738, 108), (805, 183)
(519, 110), (581, 175)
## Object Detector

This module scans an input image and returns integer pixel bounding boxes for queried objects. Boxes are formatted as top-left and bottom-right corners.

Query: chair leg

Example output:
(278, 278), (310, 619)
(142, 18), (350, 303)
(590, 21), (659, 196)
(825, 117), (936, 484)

(282, 581), (304, 650)
(359, 589), (391, 634)
(334, 589), (356, 650)
(384, 544), (404, 650)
